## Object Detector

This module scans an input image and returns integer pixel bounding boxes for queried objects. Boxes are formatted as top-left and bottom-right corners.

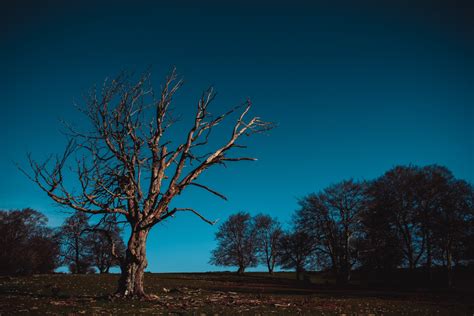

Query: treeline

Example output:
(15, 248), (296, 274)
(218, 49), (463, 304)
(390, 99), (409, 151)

(0, 210), (125, 275)
(210, 165), (474, 287)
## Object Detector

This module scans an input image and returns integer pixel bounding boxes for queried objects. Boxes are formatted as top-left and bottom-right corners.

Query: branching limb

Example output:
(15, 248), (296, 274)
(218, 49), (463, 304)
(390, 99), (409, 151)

(156, 207), (218, 226)
(188, 183), (228, 201)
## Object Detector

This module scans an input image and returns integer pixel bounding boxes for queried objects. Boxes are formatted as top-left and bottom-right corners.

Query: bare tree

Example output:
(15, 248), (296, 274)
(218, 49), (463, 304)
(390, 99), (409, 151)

(210, 212), (258, 274)
(430, 174), (473, 288)
(22, 69), (273, 298)
(295, 180), (366, 284)
(277, 230), (314, 281)
(253, 214), (283, 274)
(89, 216), (126, 274)
(58, 212), (95, 274)
(369, 166), (426, 270)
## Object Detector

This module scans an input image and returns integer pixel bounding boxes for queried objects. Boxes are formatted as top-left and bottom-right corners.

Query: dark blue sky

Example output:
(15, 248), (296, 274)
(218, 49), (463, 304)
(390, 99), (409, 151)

(1, 0), (473, 272)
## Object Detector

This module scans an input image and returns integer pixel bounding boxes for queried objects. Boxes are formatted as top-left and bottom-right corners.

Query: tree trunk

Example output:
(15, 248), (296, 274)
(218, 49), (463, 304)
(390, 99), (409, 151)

(426, 234), (432, 285)
(267, 261), (273, 274)
(446, 246), (453, 289)
(115, 228), (150, 298)
(237, 266), (245, 275)
(296, 267), (301, 281)
(344, 230), (351, 284)
(338, 267), (349, 286)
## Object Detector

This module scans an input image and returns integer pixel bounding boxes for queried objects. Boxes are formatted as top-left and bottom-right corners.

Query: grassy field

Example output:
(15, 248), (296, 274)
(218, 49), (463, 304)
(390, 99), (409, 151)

(1, 272), (473, 315)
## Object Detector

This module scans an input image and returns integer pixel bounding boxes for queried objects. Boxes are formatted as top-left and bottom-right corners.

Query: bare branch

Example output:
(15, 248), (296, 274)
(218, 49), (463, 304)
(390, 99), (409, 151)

(23, 68), (272, 235)
(166, 207), (219, 225)
(188, 183), (228, 201)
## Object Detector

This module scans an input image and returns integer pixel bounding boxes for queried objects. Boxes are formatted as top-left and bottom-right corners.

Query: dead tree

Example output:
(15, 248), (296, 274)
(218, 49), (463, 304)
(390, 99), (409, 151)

(22, 69), (273, 298)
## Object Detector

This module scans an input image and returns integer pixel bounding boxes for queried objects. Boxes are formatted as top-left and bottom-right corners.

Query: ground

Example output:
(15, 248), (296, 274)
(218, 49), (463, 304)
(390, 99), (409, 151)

(1, 272), (473, 315)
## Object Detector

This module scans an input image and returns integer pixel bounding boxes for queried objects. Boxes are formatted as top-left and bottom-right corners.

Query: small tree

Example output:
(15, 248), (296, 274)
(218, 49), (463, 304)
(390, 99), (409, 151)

(253, 214), (283, 274)
(23, 69), (272, 297)
(58, 212), (95, 274)
(210, 212), (258, 274)
(277, 230), (314, 281)
(89, 217), (126, 273)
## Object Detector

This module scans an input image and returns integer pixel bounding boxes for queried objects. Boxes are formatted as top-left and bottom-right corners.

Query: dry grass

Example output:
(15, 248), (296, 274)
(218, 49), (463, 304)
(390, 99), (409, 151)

(1, 272), (472, 315)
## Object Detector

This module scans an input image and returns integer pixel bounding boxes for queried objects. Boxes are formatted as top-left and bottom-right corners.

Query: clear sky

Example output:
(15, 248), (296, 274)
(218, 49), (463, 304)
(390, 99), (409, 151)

(1, 0), (473, 272)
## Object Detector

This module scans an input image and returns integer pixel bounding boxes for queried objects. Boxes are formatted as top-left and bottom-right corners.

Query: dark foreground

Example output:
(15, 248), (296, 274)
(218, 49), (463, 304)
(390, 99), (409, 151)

(1, 272), (473, 315)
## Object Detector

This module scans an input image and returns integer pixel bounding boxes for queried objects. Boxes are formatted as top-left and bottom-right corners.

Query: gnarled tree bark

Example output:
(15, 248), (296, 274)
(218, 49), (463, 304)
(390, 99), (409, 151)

(116, 228), (150, 297)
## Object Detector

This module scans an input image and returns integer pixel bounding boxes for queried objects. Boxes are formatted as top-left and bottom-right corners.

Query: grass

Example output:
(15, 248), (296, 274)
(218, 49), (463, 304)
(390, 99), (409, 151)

(1, 272), (473, 315)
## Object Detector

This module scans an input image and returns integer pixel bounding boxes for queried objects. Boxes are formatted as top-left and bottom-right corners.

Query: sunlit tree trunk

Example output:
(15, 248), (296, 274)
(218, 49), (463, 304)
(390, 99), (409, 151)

(116, 228), (150, 298)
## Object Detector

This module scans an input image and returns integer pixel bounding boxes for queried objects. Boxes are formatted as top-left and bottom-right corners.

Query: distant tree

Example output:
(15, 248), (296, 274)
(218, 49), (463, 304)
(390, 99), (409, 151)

(23, 69), (272, 297)
(295, 180), (366, 284)
(58, 212), (95, 274)
(210, 212), (258, 274)
(460, 227), (474, 264)
(277, 230), (314, 281)
(429, 174), (473, 287)
(253, 214), (283, 274)
(368, 166), (425, 270)
(364, 164), (473, 287)
(89, 216), (126, 274)
(0, 208), (59, 275)
(358, 196), (404, 273)
(412, 165), (465, 282)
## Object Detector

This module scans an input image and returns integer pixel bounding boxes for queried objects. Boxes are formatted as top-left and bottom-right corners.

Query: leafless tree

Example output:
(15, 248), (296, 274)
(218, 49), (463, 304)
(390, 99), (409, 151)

(58, 212), (95, 274)
(295, 180), (366, 284)
(88, 216), (126, 274)
(369, 166), (426, 271)
(21, 69), (273, 298)
(277, 230), (314, 281)
(210, 212), (258, 274)
(429, 173), (473, 288)
(253, 214), (283, 274)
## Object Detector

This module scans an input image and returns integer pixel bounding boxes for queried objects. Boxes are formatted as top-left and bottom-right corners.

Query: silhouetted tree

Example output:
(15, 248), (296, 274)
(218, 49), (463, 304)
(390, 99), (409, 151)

(89, 216), (126, 273)
(429, 174), (473, 287)
(22, 69), (272, 297)
(413, 165), (463, 282)
(363, 165), (473, 287)
(58, 212), (95, 274)
(295, 180), (366, 284)
(359, 197), (404, 273)
(210, 212), (258, 274)
(0, 208), (59, 275)
(253, 214), (283, 274)
(277, 230), (314, 281)
(368, 166), (425, 270)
